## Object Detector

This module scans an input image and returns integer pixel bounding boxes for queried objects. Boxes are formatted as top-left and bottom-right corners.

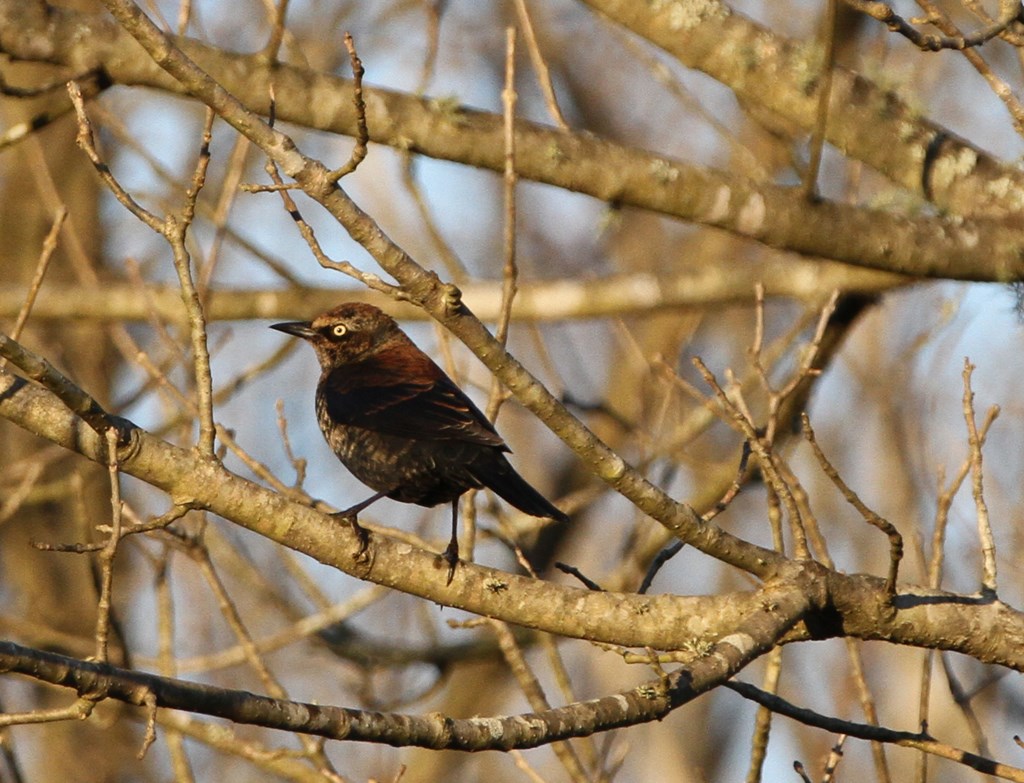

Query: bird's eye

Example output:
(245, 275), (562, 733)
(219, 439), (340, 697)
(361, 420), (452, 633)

(331, 324), (348, 338)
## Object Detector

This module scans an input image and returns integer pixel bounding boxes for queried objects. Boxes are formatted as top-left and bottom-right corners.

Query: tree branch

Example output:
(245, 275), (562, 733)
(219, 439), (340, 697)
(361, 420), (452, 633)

(4, 366), (1024, 669)
(0, 2), (1023, 280)
(0, 577), (806, 750)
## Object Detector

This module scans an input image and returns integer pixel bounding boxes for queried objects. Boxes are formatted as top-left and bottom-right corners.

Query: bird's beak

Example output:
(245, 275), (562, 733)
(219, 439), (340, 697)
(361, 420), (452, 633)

(270, 321), (317, 340)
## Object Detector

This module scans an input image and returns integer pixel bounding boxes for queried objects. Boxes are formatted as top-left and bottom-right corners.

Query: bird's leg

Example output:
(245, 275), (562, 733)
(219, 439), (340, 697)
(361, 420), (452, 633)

(441, 499), (460, 585)
(332, 491), (386, 560)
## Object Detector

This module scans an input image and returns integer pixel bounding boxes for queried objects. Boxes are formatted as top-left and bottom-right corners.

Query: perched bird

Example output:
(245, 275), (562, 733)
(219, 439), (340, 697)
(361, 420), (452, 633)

(271, 302), (568, 582)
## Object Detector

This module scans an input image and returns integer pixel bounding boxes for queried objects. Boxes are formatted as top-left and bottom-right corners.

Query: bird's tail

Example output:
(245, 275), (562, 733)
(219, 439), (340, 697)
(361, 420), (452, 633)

(473, 455), (569, 523)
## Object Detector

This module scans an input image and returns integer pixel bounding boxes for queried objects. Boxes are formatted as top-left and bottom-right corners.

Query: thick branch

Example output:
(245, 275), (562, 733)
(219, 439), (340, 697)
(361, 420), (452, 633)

(578, 0), (1024, 221)
(81, 0), (785, 577)
(0, 264), (906, 323)
(5, 369), (1024, 670)
(1, 2), (1024, 280)
(0, 575), (804, 750)
(0, 367), (779, 650)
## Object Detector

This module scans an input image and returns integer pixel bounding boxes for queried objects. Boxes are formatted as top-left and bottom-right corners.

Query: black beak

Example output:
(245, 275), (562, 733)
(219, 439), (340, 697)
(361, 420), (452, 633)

(270, 321), (317, 340)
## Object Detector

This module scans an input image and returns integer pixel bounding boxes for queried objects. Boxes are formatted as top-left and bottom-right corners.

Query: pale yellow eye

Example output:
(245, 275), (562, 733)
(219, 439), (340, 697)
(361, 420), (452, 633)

(331, 323), (348, 338)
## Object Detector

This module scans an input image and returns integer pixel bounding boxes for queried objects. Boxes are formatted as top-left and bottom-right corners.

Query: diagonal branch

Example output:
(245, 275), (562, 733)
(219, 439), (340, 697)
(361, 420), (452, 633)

(0, 580), (807, 750)
(92, 0), (786, 577)
(1, 2), (1023, 280)
(727, 680), (1024, 781)
(0, 362), (784, 650)
(5, 364), (1024, 669)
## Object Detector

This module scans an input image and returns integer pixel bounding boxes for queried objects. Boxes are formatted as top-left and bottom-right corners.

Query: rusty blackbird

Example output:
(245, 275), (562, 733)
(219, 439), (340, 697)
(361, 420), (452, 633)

(271, 302), (568, 582)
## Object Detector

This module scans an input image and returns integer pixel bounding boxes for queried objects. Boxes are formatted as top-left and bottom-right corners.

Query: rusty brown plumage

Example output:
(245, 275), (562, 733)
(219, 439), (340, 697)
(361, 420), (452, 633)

(271, 302), (567, 583)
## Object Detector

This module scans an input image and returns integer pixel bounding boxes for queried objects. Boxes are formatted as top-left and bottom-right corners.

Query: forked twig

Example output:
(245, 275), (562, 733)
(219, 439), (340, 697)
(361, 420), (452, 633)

(693, 356), (810, 559)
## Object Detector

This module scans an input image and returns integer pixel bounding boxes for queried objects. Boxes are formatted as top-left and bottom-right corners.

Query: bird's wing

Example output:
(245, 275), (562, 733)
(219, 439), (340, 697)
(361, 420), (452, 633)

(321, 364), (508, 449)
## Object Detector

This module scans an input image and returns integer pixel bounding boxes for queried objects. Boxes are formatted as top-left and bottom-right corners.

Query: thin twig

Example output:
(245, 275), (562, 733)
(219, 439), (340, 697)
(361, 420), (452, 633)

(260, 152), (400, 297)
(488, 619), (590, 783)
(844, 0), (1022, 50)
(903, 0), (1024, 135)
(154, 586), (387, 675)
(470, 27), (524, 567)
(962, 358), (997, 595)
(68, 81), (162, 231)
(939, 651), (992, 758)
(186, 537), (343, 780)
(153, 549), (197, 782)
(94, 428), (125, 662)
(173, 108), (218, 457)
(70, 79), (217, 457)
(786, 461), (895, 783)
(821, 735), (847, 782)
(727, 680), (1024, 781)
(327, 32), (369, 181)
(745, 646), (783, 782)
(197, 133), (252, 296)
(0, 698), (97, 728)
(692, 356), (809, 558)
(6, 206), (66, 343)
(554, 561), (603, 591)
(513, 0), (570, 130)
(260, 0), (290, 62)
(399, 150), (468, 280)
(415, 1), (443, 95)
(801, 412), (902, 597)
(496, 26), (520, 353)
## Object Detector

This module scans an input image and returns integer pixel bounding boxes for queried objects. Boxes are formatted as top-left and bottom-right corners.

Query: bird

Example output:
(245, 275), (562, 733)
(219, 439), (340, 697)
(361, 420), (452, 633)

(271, 302), (568, 583)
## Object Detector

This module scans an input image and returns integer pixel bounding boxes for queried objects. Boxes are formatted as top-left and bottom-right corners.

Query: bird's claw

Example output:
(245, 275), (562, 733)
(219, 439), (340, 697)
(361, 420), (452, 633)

(441, 541), (459, 585)
(332, 510), (370, 563)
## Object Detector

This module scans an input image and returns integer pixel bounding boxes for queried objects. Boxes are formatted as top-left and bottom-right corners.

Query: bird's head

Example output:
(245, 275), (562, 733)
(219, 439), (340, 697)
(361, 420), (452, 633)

(271, 302), (403, 368)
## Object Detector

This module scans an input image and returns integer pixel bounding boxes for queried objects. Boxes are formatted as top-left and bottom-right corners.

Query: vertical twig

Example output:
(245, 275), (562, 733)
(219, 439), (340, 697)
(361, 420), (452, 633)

(154, 550), (196, 781)
(69, 81), (217, 457)
(496, 26), (520, 353)
(843, 636), (892, 782)
(94, 428), (124, 662)
(415, 1), (443, 95)
(188, 539), (342, 780)
(175, 0), (193, 35)
(692, 357), (808, 558)
(804, 0), (838, 199)
(821, 735), (847, 782)
(173, 108), (218, 457)
(962, 358), (997, 595)
(399, 152), (468, 280)
(488, 619), (590, 783)
(776, 458), (893, 781)
(261, 0), (290, 62)
(471, 27), (522, 566)
(197, 134), (251, 296)
(745, 646), (783, 782)
(328, 33), (368, 181)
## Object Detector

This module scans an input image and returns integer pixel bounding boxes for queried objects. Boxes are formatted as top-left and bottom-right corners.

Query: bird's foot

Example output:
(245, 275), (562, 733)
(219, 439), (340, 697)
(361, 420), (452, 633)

(440, 539), (459, 585)
(331, 510), (370, 563)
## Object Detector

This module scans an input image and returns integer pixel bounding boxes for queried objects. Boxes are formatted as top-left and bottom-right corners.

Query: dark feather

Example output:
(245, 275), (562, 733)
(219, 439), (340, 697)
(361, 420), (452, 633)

(273, 300), (567, 584)
(320, 357), (507, 449)
(468, 453), (570, 523)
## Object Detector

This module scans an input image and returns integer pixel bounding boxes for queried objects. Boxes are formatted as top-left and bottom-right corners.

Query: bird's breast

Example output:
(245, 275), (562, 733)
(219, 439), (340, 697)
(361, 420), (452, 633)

(314, 396), (486, 505)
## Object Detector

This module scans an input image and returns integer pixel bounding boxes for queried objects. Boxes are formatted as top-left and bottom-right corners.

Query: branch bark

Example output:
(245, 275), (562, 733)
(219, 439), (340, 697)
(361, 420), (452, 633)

(1, 1), (1023, 280)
